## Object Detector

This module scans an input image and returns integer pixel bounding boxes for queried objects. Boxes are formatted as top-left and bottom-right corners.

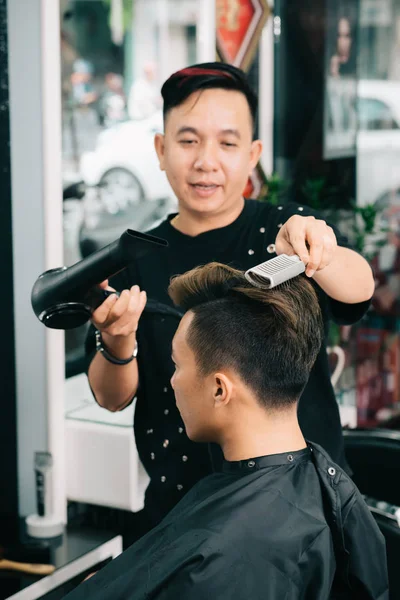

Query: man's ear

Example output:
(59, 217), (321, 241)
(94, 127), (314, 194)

(249, 139), (263, 174)
(213, 373), (234, 408)
(154, 133), (166, 171)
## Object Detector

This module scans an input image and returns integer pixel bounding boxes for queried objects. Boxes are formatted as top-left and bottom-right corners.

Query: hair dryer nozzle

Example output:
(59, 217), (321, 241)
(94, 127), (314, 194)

(31, 229), (168, 329)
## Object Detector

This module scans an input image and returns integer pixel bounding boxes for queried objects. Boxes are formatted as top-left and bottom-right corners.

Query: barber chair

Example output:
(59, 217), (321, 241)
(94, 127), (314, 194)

(343, 428), (400, 598)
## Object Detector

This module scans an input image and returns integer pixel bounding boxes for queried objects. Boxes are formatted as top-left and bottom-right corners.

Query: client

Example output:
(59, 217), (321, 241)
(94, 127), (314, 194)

(65, 263), (388, 599)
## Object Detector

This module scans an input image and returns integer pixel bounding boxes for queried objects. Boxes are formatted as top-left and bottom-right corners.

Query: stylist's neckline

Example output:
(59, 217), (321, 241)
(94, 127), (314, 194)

(168, 198), (246, 238)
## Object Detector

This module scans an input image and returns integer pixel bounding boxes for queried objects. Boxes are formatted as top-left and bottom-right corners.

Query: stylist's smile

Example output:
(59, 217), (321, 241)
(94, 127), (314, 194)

(190, 182), (220, 197)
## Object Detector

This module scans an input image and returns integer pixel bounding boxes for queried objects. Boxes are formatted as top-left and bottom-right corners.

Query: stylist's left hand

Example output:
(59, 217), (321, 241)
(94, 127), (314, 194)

(275, 215), (337, 278)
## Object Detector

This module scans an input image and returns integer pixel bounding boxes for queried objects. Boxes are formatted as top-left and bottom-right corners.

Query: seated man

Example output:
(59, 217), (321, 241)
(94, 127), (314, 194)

(65, 263), (388, 600)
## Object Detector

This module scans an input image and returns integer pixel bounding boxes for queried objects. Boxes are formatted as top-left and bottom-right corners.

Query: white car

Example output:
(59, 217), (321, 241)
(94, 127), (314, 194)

(80, 111), (175, 217)
(358, 80), (400, 207)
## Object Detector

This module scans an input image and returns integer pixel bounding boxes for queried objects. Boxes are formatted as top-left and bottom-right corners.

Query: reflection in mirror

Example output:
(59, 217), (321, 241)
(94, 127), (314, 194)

(355, 0), (400, 432)
(60, 0), (201, 378)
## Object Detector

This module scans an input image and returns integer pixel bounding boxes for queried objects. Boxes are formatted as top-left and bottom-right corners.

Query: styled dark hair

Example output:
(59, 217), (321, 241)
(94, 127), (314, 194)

(161, 62), (258, 134)
(168, 263), (323, 409)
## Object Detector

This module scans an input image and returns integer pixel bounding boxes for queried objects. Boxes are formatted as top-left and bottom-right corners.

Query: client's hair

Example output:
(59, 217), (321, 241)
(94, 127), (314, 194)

(168, 263), (323, 409)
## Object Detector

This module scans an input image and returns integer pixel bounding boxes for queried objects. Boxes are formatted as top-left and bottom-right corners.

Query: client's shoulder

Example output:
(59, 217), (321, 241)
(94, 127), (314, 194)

(310, 442), (354, 484)
(309, 441), (368, 516)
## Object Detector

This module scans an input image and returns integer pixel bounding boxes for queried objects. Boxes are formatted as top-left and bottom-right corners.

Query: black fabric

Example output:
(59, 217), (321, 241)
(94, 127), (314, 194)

(64, 443), (388, 600)
(85, 199), (370, 526)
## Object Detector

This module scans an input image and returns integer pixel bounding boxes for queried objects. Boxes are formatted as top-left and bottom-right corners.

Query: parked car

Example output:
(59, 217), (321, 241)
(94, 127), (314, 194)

(80, 110), (175, 216)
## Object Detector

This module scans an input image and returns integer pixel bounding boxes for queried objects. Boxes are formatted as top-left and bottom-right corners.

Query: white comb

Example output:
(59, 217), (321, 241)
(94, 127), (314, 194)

(245, 254), (305, 289)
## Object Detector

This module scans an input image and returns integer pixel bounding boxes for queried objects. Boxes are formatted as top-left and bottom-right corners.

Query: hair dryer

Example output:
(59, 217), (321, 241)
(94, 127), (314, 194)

(31, 229), (168, 330)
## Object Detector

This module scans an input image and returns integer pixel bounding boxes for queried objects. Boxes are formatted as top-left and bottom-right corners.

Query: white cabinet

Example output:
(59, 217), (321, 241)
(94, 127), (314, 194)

(65, 375), (149, 511)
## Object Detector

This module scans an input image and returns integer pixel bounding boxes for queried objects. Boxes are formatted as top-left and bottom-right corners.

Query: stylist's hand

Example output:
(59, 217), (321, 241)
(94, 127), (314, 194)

(91, 280), (146, 355)
(275, 215), (337, 278)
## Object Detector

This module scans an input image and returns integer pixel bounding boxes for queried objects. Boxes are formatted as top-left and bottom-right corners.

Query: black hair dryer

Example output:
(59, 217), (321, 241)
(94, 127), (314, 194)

(31, 229), (168, 330)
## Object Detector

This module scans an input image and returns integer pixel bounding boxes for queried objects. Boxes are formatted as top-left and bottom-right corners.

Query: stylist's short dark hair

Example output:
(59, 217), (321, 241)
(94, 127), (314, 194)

(168, 263), (323, 409)
(161, 62), (258, 134)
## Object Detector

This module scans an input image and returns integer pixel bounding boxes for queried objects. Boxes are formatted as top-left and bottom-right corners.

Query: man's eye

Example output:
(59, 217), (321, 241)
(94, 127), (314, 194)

(222, 142), (237, 147)
(179, 139), (195, 145)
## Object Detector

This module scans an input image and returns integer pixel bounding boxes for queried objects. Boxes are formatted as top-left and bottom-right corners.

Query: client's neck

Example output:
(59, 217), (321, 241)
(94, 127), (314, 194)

(220, 402), (306, 462)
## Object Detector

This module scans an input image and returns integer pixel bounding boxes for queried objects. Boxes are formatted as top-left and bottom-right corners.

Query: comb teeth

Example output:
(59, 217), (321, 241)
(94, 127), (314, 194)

(245, 254), (305, 289)
(253, 255), (299, 275)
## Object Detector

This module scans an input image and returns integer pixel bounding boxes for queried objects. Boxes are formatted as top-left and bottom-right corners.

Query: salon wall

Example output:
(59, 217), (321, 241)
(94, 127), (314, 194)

(7, 0), (66, 523)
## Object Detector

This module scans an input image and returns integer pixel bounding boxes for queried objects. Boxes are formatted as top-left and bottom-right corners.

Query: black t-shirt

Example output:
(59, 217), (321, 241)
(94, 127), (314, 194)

(86, 199), (370, 525)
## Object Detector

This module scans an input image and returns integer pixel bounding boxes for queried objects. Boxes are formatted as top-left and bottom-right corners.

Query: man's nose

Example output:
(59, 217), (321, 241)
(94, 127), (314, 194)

(193, 142), (219, 171)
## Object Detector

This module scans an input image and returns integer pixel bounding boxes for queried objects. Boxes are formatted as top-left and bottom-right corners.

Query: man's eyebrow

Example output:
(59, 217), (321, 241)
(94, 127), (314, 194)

(175, 126), (241, 138)
(220, 128), (241, 139)
(176, 126), (198, 136)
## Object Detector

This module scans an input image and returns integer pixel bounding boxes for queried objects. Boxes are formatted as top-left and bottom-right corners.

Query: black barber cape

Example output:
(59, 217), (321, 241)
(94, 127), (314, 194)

(64, 443), (388, 600)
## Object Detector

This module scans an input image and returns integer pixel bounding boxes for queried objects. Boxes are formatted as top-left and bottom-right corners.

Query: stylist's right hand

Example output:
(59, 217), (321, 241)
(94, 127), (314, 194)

(92, 280), (147, 356)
